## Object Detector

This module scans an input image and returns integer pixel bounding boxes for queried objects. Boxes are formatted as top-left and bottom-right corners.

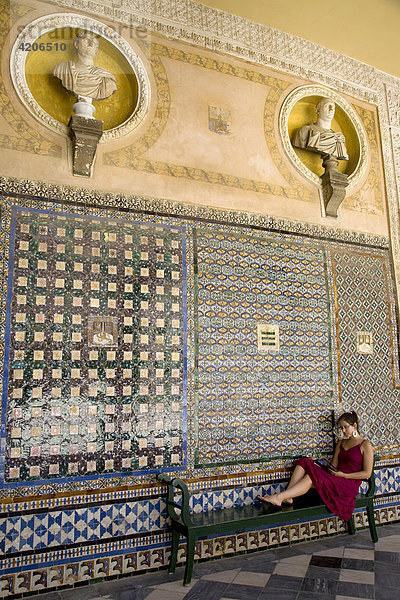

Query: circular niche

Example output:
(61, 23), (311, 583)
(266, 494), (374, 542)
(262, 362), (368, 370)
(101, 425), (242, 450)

(280, 85), (368, 189)
(11, 14), (151, 141)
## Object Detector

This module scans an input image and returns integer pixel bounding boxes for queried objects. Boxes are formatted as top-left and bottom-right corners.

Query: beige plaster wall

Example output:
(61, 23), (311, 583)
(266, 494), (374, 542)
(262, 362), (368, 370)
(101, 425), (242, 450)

(0, 0), (389, 237)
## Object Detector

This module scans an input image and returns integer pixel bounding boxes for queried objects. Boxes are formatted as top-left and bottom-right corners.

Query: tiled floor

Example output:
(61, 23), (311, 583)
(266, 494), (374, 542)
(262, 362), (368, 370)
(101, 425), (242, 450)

(36, 522), (400, 600)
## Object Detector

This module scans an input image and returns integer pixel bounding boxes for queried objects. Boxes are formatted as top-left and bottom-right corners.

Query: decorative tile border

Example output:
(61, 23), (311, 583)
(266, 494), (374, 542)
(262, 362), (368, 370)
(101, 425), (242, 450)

(0, 178), (389, 248)
(0, 463), (398, 560)
(1, 501), (399, 597)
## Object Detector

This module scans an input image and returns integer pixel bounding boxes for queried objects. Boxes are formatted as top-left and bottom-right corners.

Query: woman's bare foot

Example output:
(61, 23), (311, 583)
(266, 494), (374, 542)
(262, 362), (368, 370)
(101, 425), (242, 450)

(257, 494), (282, 507)
(282, 498), (293, 505)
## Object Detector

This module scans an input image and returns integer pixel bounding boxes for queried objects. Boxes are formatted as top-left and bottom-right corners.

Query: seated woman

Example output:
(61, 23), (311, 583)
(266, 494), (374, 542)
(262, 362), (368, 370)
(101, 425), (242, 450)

(258, 411), (374, 522)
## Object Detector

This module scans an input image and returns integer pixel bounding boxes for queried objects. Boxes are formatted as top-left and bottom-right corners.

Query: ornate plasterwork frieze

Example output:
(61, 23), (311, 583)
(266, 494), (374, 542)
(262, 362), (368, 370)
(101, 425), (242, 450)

(376, 78), (400, 303)
(0, 176), (388, 249)
(390, 130), (400, 198)
(44, 0), (380, 102)
(384, 84), (400, 203)
(386, 87), (400, 128)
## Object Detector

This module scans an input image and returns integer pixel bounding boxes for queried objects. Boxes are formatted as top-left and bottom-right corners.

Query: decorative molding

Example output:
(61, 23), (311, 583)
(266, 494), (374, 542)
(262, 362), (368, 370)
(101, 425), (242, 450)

(391, 130), (400, 199)
(378, 79), (400, 305)
(385, 84), (400, 205)
(386, 86), (400, 128)
(44, 0), (380, 101)
(0, 176), (389, 249)
(10, 13), (151, 142)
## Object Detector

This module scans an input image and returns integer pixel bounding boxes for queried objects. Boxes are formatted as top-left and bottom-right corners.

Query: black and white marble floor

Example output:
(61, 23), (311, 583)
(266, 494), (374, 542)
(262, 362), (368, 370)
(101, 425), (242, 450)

(35, 522), (400, 600)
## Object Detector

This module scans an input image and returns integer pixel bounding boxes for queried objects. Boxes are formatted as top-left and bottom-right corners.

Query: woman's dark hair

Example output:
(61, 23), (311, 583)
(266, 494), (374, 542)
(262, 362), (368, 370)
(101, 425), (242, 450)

(338, 410), (359, 431)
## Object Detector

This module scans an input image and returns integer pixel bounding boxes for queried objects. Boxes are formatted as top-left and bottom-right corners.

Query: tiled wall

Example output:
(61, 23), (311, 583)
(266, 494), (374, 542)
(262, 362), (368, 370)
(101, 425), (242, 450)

(194, 228), (333, 465)
(1, 192), (400, 596)
(3, 208), (186, 484)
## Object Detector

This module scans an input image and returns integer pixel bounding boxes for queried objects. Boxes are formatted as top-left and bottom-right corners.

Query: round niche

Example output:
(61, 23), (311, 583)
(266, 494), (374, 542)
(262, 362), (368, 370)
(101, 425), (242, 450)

(11, 14), (151, 141)
(279, 85), (368, 189)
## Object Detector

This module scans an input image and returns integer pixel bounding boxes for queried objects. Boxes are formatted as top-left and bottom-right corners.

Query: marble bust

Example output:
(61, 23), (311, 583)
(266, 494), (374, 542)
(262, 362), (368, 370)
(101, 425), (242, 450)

(293, 97), (348, 160)
(53, 30), (117, 102)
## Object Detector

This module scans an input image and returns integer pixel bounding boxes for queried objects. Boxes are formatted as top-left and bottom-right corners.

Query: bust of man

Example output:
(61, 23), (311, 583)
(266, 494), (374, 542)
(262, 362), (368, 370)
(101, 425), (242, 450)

(53, 30), (117, 101)
(293, 97), (348, 160)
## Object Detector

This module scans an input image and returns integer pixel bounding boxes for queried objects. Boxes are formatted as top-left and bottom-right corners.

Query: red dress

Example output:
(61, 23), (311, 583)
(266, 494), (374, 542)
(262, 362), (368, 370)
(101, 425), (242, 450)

(296, 440), (365, 521)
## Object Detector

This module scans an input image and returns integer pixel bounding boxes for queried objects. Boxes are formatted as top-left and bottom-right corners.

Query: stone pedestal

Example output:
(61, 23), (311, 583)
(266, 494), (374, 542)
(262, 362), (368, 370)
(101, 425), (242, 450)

(68, 115), (103, 177)
(320, 154), (349, 218)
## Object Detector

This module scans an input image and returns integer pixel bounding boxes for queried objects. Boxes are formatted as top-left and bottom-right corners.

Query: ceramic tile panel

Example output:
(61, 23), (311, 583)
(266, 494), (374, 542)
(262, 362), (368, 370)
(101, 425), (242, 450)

(194, 228), (335, 466)
(331, 248), (400, 444)
(1, 207), (187, 485)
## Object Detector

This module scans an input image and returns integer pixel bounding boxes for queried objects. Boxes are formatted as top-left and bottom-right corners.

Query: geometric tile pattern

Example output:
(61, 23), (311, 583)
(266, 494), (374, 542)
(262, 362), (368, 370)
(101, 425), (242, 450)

(1, 203), (399, 485)
(332, 249), (400, 446)
(1, 208), (187, 483)
(1, 498), (166, 554)
(194, 228), (400, 466)
(195, 228), (335, 465)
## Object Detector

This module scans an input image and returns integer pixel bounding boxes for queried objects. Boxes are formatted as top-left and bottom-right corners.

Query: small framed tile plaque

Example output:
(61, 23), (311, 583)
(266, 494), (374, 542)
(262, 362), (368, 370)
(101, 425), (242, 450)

(88, 315), (118, 347)
(356, 330), (373, 355)
(208, 106), (231, 135)
(257, 323), (279, 352)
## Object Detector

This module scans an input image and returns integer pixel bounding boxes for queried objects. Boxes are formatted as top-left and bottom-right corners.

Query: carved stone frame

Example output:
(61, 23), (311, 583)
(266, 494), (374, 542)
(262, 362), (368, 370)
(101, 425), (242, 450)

(279, 84), (369, 189)
(10, 13), (151, 142)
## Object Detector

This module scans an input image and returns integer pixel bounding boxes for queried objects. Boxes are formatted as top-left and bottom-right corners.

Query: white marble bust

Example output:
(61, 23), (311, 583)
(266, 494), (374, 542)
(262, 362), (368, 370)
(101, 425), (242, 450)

(53, 31), (117, 102)
(293, 97), (348, 160)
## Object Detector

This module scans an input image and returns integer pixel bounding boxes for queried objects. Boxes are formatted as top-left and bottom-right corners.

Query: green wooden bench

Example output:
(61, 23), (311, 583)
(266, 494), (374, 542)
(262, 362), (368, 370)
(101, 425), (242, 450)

(157, 463), (378, 586)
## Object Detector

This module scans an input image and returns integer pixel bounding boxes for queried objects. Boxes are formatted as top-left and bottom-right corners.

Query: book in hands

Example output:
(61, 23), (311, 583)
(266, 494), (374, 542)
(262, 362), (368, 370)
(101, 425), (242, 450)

(315, 458), (338, 472)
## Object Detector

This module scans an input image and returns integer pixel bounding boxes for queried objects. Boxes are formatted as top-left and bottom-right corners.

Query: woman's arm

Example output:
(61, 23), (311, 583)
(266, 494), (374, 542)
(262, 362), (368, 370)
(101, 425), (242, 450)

(330, 440), (341, 469)
(332, 441), (374, 480)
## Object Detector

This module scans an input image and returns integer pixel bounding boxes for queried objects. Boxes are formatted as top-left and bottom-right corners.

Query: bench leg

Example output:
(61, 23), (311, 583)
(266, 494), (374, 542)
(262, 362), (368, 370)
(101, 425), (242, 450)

(347, 515), (356, 536)
(366, 503), (378, 543)
(169, 528), (180, 574)
(183, 533), (195, 586)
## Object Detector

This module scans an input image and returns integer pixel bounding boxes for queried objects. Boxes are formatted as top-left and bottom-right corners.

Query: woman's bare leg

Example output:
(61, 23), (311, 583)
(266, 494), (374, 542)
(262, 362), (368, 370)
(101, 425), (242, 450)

(283, 464), (307, 504)
(259, 474), (314, 507)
